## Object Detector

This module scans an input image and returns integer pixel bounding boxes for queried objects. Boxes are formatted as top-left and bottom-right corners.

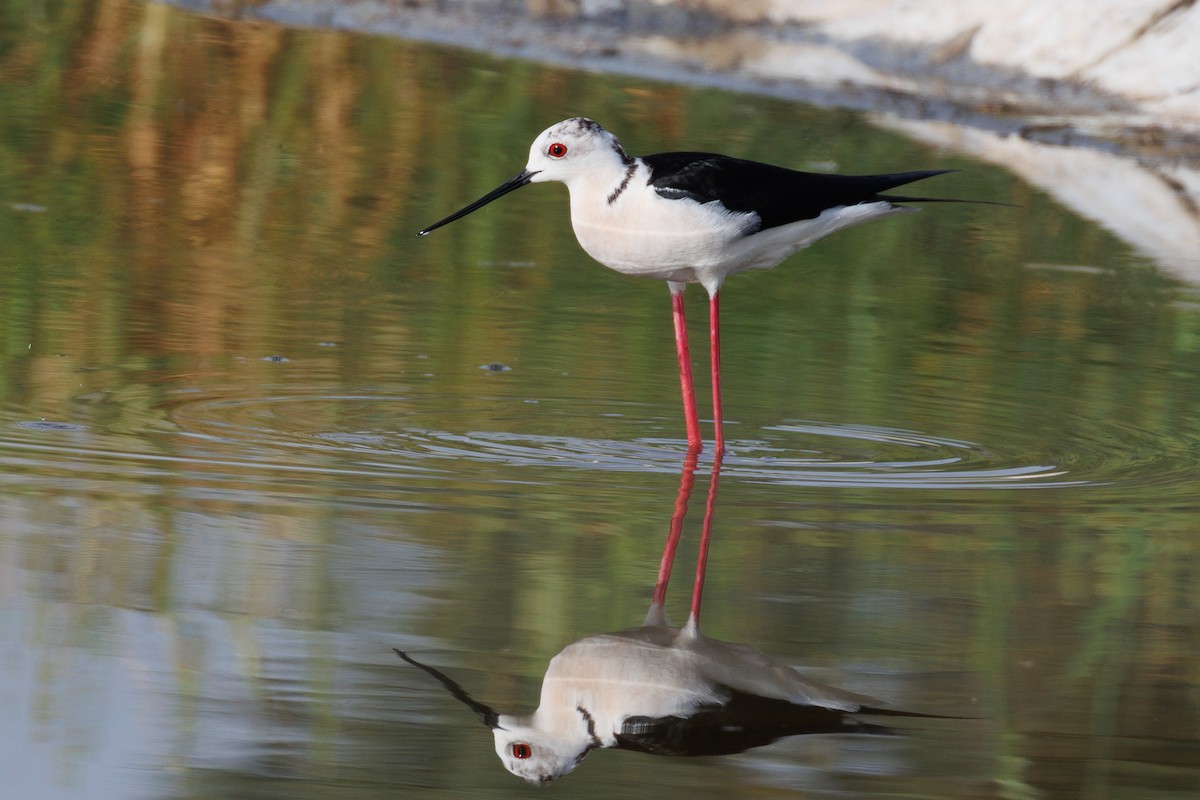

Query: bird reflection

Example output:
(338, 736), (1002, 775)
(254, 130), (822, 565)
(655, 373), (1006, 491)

(397, 455), (944, 784)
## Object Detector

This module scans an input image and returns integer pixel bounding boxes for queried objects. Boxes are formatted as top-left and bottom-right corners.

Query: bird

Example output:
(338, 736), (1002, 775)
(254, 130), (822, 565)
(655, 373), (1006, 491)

(419, 117), (966, 457)
(395, 623), (917, 785)
(395, 457), (955, 784)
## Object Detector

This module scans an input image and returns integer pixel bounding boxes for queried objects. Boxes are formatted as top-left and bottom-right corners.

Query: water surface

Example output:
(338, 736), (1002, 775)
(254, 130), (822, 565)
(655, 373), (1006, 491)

(2, 2), (1198, 798)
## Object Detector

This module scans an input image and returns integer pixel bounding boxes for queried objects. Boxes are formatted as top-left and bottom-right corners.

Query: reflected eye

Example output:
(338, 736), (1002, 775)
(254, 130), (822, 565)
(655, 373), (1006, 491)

(511, 743), (532, 759)
(547, 142), (568, 158)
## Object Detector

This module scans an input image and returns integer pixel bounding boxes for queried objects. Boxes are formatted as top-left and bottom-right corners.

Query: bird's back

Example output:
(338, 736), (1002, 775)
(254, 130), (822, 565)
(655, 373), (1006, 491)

(644, 152), (951, 231)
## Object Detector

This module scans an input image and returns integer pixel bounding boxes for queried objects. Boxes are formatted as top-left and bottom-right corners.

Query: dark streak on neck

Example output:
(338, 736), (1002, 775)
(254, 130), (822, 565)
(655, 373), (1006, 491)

(607, 161), (638, 205)
(576, 705), (602, 749)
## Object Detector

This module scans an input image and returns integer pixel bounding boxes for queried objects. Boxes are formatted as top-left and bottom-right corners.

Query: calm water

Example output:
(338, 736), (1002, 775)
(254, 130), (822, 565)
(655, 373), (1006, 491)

(3, 2), (1199, 798)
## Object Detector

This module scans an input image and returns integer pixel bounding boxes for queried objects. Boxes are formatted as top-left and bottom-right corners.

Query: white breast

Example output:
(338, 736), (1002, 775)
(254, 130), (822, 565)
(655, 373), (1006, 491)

(536, 630), (725, 743)
(565, 167), (757, 284)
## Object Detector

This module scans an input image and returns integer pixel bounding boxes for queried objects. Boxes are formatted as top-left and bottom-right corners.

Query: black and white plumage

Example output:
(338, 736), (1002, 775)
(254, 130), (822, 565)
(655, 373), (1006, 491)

(396, 611), (937, 785)
(419, 118), (967, 455)
(643, 151), (948, 232)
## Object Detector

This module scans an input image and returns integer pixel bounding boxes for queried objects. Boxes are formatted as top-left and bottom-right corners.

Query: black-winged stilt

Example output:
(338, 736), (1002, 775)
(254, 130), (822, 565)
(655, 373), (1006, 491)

(420, 118), (966, 457)
(396, 456), (956, 784)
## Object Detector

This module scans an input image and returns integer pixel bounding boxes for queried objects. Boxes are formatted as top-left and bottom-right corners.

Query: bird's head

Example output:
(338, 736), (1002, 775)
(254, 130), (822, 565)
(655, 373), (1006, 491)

(524, 117), (634, 186)
(417, 117), (632, 236)
(394, 650), (595, 784)
(493, 715), (595, 785)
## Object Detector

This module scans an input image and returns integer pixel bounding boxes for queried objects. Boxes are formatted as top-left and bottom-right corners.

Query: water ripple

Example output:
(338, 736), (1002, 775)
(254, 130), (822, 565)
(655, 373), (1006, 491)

(164, 391), (1095, 490)
(4, 388), (1193, 494)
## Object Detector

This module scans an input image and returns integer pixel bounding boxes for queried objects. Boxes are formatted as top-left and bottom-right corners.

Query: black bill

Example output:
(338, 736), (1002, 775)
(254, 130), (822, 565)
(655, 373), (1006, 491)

(417, 169), (538, 236)
(394, 648), (502, 729)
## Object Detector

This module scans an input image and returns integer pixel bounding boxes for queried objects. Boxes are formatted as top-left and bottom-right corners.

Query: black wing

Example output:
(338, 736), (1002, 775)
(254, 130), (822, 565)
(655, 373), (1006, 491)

(643, 152), (951, 232)
(613, 690), (896, 757)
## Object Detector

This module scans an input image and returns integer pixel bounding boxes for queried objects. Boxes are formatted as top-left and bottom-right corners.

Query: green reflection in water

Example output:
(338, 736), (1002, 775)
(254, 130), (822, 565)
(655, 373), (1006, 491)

(1, 1), (1198, 799)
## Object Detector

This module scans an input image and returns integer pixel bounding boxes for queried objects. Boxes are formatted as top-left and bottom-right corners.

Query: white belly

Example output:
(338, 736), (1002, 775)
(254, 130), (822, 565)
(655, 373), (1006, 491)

(568, 183), (754, 284)
(566, 180), (911, 291)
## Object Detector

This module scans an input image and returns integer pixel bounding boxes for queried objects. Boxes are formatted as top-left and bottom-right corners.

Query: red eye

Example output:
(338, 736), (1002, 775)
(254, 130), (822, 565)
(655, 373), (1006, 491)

(511, 743), (532, 759)
(547, 142), (568, 158)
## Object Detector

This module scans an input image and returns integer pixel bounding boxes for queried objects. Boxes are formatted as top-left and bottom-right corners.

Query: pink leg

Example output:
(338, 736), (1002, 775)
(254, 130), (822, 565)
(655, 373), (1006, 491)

(709, 291), (725, 458)
(672, 289), (703, 452)
(648, 453), (699, 621)
(686, 459), (722, 630)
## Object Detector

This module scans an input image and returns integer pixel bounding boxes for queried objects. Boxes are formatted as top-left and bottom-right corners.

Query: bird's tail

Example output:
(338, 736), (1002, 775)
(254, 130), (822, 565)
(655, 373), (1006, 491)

(878, 194), (1018, 208)
(858, 705), (979, 721)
